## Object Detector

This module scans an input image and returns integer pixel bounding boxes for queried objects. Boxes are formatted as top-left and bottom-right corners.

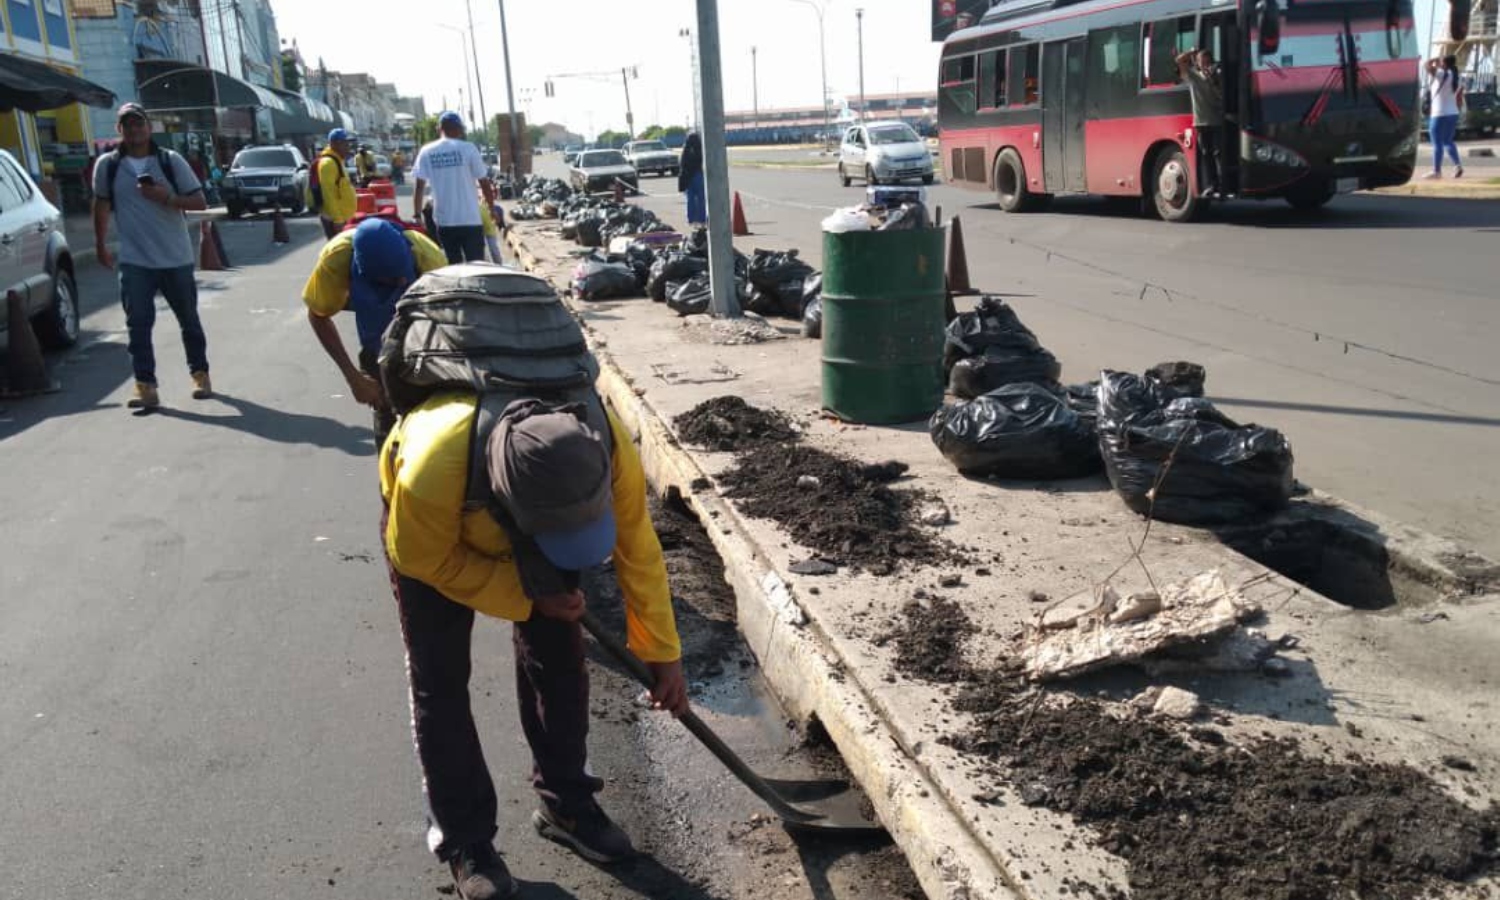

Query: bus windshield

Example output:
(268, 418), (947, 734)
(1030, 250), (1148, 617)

(1253, 3), (1418, 72)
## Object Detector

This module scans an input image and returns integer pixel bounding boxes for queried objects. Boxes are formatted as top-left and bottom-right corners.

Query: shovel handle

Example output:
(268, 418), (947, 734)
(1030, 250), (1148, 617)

(578, 611), (821, 824)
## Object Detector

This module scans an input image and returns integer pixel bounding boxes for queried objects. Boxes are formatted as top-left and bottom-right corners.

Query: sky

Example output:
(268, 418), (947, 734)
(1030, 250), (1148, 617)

(274, 0), (946, 139)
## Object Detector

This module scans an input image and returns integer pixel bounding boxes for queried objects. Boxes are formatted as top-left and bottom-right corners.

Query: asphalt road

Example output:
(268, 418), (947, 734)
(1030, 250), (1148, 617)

(0, 211), (917, 899)
(571, 155), (1500, 561)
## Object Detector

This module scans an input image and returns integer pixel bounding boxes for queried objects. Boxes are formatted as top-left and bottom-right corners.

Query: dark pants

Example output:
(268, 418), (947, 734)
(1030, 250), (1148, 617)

(357, 347), (396, 446)
(389, 565), (599, 861)
(1196, 125), (1225, 193)
(119, 263), (208, 386)
(438, 224), (486, 264)
(320, 216), (342, 240)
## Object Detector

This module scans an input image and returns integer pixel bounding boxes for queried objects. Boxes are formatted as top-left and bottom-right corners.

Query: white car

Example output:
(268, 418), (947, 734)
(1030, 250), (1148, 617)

(0, 149), (78, 350)
(838, 122), (935, 187)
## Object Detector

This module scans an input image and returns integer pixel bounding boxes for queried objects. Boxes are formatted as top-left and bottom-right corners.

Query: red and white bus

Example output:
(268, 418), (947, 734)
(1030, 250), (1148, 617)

(938, 0), (1423, 220)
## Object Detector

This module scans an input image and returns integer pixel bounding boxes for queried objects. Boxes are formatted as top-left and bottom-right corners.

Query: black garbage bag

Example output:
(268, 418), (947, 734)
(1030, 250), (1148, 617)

(575, 216), (606, 248)
(684, 227), (709, 256)
(802, 296), (823, 339)
(949, 347), (1062, 399)
(1096, 371), (1294, 525)
(666, 275), (711, 316)
(1061, 381), (1100, 426)
(624, 241), (657, 290)
(1145, 360), (1207, 398)
(745, 286), (781, 317)
(943, 295), (1044, 371)
(572, 257), (639, 301)
(930, 383), (1101, 480)
(746, 249), (815, 291)
(648, 251), (709, 302)
(878, 202), (930, 231)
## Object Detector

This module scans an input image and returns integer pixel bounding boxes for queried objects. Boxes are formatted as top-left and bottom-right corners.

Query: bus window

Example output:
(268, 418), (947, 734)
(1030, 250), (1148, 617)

(1089, 25), (1141, 115)
(1143, 16), (1196, 88)
(979, 51), (1006, 109)
(1008, 44), (1039, 105)
(941, 54), (978, 116)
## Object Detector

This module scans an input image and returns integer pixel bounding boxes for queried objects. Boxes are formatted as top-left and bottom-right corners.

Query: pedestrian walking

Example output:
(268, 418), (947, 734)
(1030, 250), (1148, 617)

(355, 144), (377, 186)
(479, 186), (505, 264)
(381, 389), (688, 899)
(1177, 48), (1226, 195)
(1425, 56), (1465, 179)
(302, 218), (446, 443)
(678, 132), (706, 228)
(313, 129), (358, 239)
(91, 102), (211, 411)
(391, 148), (407, 184)
(412, 112), (495, 264)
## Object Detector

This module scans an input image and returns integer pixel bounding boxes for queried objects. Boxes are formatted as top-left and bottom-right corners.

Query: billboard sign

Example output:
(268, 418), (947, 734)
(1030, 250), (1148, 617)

(932, 0), (995, 41)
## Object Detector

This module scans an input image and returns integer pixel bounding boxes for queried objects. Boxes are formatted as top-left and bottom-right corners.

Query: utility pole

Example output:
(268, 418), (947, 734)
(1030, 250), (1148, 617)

(232, 1), (248, 80)
(621, 67), (636, 138)
(790, 0), (830, 151)
(436, 24), (477, 131)
(679, 27), (701, 130)
(465, 0), (489, 138)
(497, 0), (522, 181)
(856, 8), (866, 122)
(752, 46), (758, 130)
(694, 0), (740, 318)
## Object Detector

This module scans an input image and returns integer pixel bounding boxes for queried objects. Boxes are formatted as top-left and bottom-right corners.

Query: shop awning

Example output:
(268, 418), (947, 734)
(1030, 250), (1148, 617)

(0, 52), (115, 113)
(134, 59), (291, 114)
(268, 86), (339, 137)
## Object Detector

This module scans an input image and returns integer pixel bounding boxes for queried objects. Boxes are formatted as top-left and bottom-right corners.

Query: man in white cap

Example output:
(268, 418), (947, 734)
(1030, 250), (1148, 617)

(381, 395), (688, 900)
(412, 111), (495, 264)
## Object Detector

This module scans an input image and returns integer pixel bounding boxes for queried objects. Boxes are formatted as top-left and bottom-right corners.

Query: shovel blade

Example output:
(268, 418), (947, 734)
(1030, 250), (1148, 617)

(761, 777), (885, 833)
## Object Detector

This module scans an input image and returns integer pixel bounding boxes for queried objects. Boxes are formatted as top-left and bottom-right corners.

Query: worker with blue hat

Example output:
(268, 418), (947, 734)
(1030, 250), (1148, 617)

(312, 127), (357, 238)
(413, 111), (494, 263)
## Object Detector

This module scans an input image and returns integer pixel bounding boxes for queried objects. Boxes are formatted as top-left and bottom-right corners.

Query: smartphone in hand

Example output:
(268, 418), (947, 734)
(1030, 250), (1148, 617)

(137, 174), (155, 187)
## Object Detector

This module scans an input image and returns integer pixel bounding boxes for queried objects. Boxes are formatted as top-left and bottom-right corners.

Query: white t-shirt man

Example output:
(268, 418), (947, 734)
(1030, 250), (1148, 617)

(412, 136), (488, 228)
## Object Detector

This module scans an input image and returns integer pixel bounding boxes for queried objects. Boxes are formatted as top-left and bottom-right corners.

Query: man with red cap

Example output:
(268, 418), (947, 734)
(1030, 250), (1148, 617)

(381, 393), (688, 900)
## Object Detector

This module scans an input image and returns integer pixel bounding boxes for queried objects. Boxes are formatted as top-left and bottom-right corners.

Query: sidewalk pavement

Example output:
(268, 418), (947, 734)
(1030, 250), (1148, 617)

(508, 220), (1500, 899)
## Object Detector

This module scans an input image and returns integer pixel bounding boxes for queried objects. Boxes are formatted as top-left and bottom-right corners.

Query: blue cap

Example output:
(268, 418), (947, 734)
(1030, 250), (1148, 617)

(439, 111), (464, 129)
(350, 219), (414, 282)
(327, 128), (351, 143)
(534, 508), (617, 571)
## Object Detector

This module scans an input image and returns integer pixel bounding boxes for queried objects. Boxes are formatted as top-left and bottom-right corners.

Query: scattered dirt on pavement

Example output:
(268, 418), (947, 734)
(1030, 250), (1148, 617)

(717, 443), (962, 573)
(881, 592), (1500, 900)
(674, 397), (799, 452)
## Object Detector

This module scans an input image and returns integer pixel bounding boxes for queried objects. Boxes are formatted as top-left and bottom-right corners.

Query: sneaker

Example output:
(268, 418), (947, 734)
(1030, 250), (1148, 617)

(190, 370), (213, 400)
(1455, 165), (1465, 179)
(1422, 171), (1442, 179)
(447, 843), (518, 900)
(126, 381), (160, 409)
(532, 799), (635, 864)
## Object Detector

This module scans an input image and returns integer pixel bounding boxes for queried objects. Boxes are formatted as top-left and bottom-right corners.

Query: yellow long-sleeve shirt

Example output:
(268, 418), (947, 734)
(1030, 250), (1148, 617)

(380, 393), (682, 663)
(314, 151), (357, 225)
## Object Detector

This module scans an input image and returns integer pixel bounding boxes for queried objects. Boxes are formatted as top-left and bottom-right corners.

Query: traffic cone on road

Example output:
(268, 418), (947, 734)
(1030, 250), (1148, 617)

(732, 191), (750, 236)
(271, 208), (289, 244)
(3, 290), (55, 397)
(945, 215), (977, 296)
(211, 221), (231, 268)
(198, 221), (225, 271)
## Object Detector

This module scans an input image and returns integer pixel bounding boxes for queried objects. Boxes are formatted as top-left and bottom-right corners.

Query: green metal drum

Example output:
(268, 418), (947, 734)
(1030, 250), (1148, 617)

(820, 228), (947, 424)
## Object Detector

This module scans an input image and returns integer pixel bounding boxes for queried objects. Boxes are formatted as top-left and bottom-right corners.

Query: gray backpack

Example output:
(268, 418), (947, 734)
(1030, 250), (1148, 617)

(377, 263), (609, 509)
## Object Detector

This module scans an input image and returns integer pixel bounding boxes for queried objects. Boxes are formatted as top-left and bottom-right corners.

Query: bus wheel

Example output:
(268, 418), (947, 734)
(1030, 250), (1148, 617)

(995, 149), (1039, 213)
(1152, 148), (1200, 222)
(1286, 181), (1335, 211)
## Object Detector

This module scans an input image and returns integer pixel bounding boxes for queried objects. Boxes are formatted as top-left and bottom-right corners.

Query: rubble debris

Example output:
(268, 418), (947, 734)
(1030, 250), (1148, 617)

(1442, 755), (1478, 772)
(918, 502), (951, 527)
(673, 397), (797, 451)
(1152, 686), (1204, 720)
(1020, 570), (1263, 682)
(1144, 360), (1207, 398)
(788, 558), (839, 576)
(796, 475), (821, 490)
(891, 595), (976, 683)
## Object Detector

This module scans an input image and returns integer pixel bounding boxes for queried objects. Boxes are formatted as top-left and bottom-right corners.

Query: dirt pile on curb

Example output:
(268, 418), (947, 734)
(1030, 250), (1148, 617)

(674, 397), (798, 451)
(881, 604), (1500, 900)
(717, 443), (961, 572)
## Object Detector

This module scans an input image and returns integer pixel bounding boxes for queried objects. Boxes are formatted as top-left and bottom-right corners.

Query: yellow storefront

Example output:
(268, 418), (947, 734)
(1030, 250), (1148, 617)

(1, 0), (92, 209)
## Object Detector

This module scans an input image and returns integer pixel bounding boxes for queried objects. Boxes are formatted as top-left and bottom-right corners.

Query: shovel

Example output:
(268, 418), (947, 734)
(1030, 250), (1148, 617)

(580, 611), (885, 833)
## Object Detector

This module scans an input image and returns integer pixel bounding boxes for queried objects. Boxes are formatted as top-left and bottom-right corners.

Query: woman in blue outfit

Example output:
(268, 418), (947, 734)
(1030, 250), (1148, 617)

(677, 132), (706, 228)
(1425, 55), (1465, 179)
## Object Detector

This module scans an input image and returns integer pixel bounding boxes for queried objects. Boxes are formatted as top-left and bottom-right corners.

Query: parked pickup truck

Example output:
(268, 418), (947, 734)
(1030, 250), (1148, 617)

(622, 140), (679, 178)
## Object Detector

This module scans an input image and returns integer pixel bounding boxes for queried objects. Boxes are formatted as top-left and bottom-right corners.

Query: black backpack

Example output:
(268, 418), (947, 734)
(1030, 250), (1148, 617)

(101, 143), (182, 197)
(377, 263), (610, 511)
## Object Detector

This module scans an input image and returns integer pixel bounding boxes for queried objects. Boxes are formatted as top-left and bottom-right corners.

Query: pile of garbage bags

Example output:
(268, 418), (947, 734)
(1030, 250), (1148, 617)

(821, 201), (931, 233)
(743, 249), (817, 319)
(510, 176), (575, 220)
(929, 383), (1101, 480)
(1096, 371), (1294, 524)
(943, 296), (1061, 399)
(571, 252), (639, 301)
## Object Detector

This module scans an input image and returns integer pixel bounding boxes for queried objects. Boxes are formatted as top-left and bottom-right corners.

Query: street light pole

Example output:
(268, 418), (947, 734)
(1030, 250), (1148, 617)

(856, 8), (866, 122)
(435, 24), (476, 129)
(790, 0), (830, 151)
(752, 46), (759, 131)
(465, 0), (489, 137)
(680, 27), (701, 130)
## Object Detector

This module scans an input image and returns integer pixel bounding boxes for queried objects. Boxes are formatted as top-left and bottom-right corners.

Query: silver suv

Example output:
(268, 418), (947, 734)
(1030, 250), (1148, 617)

(0, 149), (78, 350)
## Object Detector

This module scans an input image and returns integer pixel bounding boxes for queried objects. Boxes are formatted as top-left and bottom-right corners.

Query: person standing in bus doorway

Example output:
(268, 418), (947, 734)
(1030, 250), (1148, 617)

(1177, 48), (1226, 196)
(1425, 56), (1465, 179)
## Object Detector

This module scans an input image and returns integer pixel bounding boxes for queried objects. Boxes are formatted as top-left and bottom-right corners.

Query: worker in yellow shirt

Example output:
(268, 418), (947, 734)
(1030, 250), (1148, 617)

(355, 144), (377, 186)
(478, 186), (504, 264)
(302, 218), (447, 441)
(382, 394), (687, 898)
(312, 128), (357, 239)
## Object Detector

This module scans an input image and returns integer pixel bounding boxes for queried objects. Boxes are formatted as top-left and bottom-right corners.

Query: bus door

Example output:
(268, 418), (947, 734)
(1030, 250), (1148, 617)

(1042, 37), (1088, 193)
(1201, 11), (1242, 191)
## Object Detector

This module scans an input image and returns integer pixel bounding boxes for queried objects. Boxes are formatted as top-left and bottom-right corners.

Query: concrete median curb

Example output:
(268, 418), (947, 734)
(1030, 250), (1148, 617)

(1368, 179), (1500, 199)
(507, 227), (1013, 900)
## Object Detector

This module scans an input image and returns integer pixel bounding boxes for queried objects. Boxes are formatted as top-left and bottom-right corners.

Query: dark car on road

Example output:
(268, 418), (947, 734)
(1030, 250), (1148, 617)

(1460, 92), (1500, 137)
(570, 149), (638, 195)
(622, 140), (679, 178)
(219, 145), (310, 218)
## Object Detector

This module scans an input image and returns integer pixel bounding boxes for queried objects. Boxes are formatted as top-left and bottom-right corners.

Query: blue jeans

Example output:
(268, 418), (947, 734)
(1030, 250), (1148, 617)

(684, 171), (706, 226)
(119, 263), (208, 386)
(1430, 114), (1461, 171)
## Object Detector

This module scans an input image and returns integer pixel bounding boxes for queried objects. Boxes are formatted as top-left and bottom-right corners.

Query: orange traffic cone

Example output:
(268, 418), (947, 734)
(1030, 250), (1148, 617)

(211, 221), (231, 267)
(731, 191), (750, 236)
(271, 208), (289, 244)
(2, 290), (56, 397)
(198, 221), (225, 271)
(945, 215), (976, 296)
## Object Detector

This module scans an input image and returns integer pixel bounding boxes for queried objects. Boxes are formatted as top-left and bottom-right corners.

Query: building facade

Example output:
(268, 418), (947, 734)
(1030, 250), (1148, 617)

(1, 0), (89, 184)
